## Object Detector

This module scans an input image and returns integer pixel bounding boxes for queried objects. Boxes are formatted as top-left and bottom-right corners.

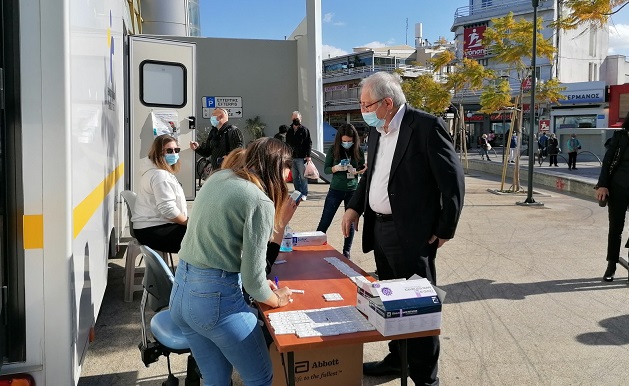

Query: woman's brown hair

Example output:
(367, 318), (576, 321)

(230, 137), (292, 228)
(148, 134), (180, 173)
(333, 123), (361, 162)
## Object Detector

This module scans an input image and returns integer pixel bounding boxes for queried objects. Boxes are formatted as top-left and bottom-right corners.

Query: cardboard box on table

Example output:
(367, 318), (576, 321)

(356, 276), (445, 336)
(291, 231), (327, 247)
(269, 342), (362, 386)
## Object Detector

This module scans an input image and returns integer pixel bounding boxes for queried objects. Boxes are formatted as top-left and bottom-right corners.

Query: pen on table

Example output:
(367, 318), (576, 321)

(274, 276), (279, 287)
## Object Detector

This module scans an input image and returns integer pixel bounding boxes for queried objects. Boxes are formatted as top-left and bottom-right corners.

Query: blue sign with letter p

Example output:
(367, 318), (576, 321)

(204, 97), (215, 108)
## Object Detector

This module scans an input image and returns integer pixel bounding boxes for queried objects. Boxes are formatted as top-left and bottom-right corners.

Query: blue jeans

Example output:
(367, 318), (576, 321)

(291, 158), (308, 196)
(316, 188), (355, 257)
(169, 261), (273, 386)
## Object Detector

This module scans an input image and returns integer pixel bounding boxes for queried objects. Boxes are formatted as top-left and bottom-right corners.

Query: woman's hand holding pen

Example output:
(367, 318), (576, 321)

(266, 279), (292, 308)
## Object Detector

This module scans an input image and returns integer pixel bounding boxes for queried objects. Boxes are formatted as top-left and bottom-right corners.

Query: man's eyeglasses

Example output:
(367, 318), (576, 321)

(360, 98), (383, 109)
(165, 148), (181, 154)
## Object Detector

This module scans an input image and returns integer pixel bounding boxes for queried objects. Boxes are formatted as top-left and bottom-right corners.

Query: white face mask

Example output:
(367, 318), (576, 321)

(362, 111), (385, 128)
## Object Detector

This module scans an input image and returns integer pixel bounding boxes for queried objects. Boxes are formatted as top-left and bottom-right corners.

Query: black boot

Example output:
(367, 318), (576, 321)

(603, 261), (617, 282)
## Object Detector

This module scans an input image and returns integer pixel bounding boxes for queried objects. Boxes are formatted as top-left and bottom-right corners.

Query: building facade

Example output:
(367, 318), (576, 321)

(452, 0), (609, 148)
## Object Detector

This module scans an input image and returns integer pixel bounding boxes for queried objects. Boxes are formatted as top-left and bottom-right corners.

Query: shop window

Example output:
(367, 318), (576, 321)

(140, 60), (186, 107)
(554, 115), (596, 129)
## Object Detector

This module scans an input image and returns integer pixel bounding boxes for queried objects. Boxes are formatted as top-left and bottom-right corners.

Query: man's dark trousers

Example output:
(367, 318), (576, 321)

(373, 217), (440, 386)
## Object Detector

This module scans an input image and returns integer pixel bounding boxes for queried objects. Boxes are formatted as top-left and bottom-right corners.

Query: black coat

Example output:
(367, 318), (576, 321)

(348, 104), (465, 257)
(196, 123), (243, 168)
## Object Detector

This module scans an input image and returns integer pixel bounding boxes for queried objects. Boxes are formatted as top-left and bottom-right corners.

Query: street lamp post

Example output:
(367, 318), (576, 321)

(518, 0), (543, 207)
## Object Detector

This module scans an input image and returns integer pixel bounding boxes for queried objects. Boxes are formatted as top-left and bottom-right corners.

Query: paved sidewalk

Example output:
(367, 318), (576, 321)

(79, 170), (629, 386)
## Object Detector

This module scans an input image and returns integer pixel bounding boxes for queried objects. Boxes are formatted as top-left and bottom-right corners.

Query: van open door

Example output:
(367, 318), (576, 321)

(128, 36), (196, 199)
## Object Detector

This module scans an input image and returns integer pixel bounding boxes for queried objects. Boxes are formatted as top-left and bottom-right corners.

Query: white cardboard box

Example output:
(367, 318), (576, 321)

(292, 231), (327, 247)
(356, 276), (445, 336)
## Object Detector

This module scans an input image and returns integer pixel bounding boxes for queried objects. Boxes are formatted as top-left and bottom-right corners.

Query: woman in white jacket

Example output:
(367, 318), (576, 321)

(132, 135), (188, 252)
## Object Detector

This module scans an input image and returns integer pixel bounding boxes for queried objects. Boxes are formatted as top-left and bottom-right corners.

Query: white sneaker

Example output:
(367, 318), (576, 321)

(301, 195), (307, 201)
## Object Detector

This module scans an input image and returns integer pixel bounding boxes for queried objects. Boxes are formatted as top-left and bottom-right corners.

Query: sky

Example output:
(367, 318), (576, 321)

(200, 0), (629, 59)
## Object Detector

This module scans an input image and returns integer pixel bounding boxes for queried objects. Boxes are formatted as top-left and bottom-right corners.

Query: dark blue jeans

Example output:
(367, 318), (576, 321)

(316, 188), (355, 257)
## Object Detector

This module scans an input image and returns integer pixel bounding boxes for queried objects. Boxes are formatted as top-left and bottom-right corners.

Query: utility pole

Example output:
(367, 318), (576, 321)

(517, 0), (544, 207)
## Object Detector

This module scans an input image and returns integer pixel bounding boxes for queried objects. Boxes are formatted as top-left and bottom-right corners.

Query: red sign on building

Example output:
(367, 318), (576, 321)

(464, 26), (487, 58)
(539, 119), (550, 132)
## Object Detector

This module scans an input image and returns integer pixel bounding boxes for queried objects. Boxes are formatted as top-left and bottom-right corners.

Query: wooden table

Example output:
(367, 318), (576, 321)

(259, 244), (439, 386)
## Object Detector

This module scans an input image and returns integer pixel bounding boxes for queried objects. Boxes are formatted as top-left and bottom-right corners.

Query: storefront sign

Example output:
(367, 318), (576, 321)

(539, 119), (550, 132)
(464, 26), (487, 58)
(324, 84), (348, 92)
(557, 81), (605, 104)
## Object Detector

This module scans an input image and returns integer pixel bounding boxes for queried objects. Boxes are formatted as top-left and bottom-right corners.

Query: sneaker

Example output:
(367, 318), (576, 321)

(300, 195), (307, 201)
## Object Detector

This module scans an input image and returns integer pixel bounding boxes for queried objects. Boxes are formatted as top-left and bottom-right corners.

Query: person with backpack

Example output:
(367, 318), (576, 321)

(189, 107), (244, 169)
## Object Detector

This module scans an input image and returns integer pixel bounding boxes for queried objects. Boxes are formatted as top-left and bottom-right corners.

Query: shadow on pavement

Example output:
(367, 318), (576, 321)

(576, 314), (629, 346)
(440, 276), (628, 304)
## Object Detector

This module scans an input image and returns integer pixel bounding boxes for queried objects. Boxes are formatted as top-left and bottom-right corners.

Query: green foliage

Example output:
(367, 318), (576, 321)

(479, 79), (514, 115)
(537, 78), (566, 105)
(245, 116), (266, 139)
(553, 0), (626, 30)
(401, 74), (451, 114)
(483, 12), (555, 72)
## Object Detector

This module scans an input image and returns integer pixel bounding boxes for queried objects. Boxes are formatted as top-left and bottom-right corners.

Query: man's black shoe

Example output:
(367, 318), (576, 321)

(363, 360), (402, 377)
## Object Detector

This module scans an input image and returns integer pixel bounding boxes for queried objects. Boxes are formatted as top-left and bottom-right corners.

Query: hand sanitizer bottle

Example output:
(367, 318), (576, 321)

(279, 225), (293, 252)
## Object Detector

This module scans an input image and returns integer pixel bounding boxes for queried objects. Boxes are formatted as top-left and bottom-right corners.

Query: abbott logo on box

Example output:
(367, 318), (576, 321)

(295, 359), (341, 373)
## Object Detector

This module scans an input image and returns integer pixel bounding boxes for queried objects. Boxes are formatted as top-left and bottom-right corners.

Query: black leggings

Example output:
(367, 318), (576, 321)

(134, 223), (187, 253)
(607, 183), (629, 262)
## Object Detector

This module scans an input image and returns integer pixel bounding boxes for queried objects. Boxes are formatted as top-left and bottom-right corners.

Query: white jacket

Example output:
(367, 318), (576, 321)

(132, 159), (187, 229)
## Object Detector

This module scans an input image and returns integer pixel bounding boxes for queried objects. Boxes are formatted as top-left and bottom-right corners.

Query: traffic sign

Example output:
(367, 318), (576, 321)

(215, 97), (242, 108)
(223, 107), (243, 118)
(202, 96), (242, 108)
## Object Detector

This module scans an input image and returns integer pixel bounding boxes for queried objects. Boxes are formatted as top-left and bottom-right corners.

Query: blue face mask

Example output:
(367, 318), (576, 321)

(165, 154), (179, 166)
(210, 116), (219, 127)
(362, 111), (385, 128)
(341, 141), (353, 149)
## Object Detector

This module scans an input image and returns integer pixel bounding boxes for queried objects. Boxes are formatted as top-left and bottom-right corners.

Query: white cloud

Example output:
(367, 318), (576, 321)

(323, 13), (334, 23)
(609, 23), (629, 56)
(359, 41), (388, 48)
(322, 44), (348, 59)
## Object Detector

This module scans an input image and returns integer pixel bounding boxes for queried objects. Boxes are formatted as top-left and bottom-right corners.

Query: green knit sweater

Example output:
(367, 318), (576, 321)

(179, 169), (275, 302)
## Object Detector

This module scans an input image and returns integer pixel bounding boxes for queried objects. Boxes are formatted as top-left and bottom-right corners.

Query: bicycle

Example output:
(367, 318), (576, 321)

(195, 156), (213, 188)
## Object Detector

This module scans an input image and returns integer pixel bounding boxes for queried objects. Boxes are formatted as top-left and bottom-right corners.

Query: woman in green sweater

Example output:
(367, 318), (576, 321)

(169, 138), (294, 385)
(316, 124), (366, 258)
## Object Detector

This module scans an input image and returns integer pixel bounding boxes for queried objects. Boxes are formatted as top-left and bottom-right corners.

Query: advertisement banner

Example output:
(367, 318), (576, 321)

(464, 26), (487, 58)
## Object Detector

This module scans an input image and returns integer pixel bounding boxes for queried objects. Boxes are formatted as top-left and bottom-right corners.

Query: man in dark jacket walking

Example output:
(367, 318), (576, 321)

(286, 111), (312, 198)
(189, 108), (243, 169)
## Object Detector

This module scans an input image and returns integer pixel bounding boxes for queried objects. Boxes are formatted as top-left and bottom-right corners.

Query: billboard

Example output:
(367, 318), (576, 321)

(464, 26), (487, 58)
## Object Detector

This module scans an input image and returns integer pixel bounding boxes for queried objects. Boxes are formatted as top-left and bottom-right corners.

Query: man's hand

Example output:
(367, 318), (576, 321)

(428, 235), (449, 248)
(342, 208), (360, 237)
(190, 141), (199, 150)
(305, 156), (311, 162)
(596, 187), (609, 202)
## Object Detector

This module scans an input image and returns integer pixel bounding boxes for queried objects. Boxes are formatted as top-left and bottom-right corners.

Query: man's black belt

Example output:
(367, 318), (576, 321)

(374, 212), (393, 222)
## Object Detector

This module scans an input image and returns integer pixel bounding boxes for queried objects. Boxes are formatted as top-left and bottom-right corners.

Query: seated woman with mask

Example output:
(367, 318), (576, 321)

(132, 134), (188, 253)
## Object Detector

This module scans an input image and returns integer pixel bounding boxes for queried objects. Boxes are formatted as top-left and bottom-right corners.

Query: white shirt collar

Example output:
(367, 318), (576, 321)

(376, 104), (406, 135)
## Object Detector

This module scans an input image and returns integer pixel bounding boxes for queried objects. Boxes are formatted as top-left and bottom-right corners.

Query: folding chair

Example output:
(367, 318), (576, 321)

(139, 245), (200, 386)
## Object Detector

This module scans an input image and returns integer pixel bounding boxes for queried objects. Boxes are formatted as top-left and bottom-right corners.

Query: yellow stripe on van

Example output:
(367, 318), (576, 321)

(73, 163), (125, 238)
(23, 214), (44, 249)
(23, 163), (124, 249)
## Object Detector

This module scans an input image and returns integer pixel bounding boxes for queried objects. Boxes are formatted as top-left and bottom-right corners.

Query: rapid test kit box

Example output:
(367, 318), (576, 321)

(292, 231), (327, 247)
(356, 275), (445, 336)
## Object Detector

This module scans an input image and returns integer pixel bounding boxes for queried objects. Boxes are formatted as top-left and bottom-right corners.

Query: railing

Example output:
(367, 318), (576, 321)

(323, 64), (434, 79)
(454, 0), (532, 18)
